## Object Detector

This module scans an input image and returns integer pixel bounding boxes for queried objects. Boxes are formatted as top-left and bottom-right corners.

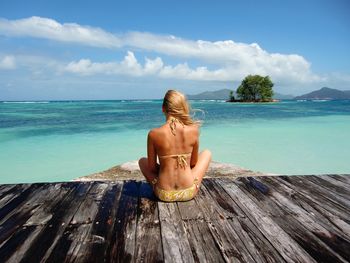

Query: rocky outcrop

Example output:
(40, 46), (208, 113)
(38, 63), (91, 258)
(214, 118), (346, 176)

(73, 160), (275, 181)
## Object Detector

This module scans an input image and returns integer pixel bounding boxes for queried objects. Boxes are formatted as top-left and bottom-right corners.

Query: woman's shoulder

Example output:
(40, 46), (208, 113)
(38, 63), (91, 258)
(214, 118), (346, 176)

(188, 123), (200, 134)
(148, 128), (157, 137)
(149, 123), (199, 137)
(148, 126), (164, 138)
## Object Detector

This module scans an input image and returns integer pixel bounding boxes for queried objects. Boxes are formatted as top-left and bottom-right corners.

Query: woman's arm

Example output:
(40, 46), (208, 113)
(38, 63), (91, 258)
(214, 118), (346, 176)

(147, 130), (159, 173)
(190, 139), (199, 169)
(190, 128), (199, 168)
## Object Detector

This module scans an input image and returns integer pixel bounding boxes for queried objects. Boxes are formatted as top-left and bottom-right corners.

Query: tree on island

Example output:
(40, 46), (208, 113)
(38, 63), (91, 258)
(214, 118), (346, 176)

(235, 75), (274, 102)
(228, 90), (235, 102)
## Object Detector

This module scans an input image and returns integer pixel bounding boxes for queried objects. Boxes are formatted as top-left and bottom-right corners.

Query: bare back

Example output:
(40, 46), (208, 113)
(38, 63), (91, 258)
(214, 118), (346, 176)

(149, 122), (199, 190)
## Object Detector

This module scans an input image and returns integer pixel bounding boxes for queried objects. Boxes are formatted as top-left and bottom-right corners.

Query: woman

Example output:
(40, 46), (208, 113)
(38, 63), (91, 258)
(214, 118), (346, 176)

(138, 90), (212, 202)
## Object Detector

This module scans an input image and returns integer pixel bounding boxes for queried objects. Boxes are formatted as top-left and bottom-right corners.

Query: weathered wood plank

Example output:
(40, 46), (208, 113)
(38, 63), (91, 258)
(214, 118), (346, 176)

(15, 182), (92, 263)
(135, 182), (163, 263)
(0, 184), (41, 224)
(328, 175), (350, 185)
(70, 181), (109, 225)
(199, 179), (285, 263)
(272, 216), (347, 263)
(42, 182), (111, 263)
(228, 217), (286, 263)
(247, 177), (270, 194)
(204, 179), (269, 263)
(273, 176), (350, 224)
(183, 220), (226, 263)
(0, 184), (17, 194)
(22, 183), (77, 226)
(106, 180), (140, 263)
(0, 185), (18, 204)
(316, 175), (350, 195)
(297, 175), (350, 205)
(306, 175), (350, 200)
(196, 178), (246, 220)
(0, 183), (62, 246)
(0, 175), (349, 263)
(177, 198), (204, 221)
(262, 176), (350, 258)
(0, 183), (78, 263)
(0, 184), (10, 193)
(282, 176), (349, 211)
(218, 177), (316, 263)
(258, 176), (350, 238)
(158, 201), (194, 263)
(206, 218), (255, 263)
(236, 176), (349, 262)
(75, 182), (123, 263)
(0, 225), (38, 263)
(239, 177), (290, 217)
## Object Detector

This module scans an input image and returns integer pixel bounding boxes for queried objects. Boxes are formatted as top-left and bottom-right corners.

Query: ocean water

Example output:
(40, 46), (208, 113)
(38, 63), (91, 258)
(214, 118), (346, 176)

(0, 99), (349, 183)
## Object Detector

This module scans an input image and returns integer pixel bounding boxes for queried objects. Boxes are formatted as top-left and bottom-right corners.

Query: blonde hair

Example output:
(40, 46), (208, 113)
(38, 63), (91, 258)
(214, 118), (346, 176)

(162, 90), (202, 126)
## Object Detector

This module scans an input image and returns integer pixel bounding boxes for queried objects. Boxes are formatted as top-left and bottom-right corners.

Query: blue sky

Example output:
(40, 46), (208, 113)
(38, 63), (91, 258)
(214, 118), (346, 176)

(0, 0), (349, 100)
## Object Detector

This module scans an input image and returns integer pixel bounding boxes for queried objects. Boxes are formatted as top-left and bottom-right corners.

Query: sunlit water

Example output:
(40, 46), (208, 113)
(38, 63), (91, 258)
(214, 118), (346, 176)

(0, 99), (349, 183)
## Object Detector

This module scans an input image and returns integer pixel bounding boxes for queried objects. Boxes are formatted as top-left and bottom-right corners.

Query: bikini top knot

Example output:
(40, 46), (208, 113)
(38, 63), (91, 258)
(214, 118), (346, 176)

(176, 154), (188, 169)
(168, 117), (184, 136)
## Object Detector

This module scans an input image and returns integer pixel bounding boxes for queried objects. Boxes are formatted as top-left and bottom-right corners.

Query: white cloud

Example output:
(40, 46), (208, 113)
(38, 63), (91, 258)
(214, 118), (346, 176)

(64, 51), (163, 77)
(63, 52), (234, 80)
(120, 51), (143, 75)
(144, 57), (163, 74)
(0, 16), (334, 85)
(0, 16), (121, 48)
(63, 51), (324, 84)
(0, 55), (16, 69)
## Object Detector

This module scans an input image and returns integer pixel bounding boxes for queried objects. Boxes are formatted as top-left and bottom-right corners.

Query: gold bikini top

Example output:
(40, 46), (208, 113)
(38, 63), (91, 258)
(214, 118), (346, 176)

(158, 152), (192, 169)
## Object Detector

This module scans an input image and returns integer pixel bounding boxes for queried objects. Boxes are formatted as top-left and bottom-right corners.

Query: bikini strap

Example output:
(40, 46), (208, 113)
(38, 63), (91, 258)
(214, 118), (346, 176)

(194, 177), (199, 189)
(168, 117), (184, 136)
(158, 153), (192, 158)
(158, 153), (191, 169)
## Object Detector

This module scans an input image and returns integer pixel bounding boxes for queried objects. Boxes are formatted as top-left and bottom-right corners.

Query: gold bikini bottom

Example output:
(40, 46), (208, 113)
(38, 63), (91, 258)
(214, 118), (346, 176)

(151, 177), (199, 202)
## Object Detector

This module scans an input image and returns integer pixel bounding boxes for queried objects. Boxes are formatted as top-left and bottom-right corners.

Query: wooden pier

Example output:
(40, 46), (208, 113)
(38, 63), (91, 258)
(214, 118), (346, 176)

(0, 174), (349, 262)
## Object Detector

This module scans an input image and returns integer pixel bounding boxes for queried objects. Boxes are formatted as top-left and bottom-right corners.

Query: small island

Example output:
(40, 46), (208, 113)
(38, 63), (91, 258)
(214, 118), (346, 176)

(227, 74), (278, 103)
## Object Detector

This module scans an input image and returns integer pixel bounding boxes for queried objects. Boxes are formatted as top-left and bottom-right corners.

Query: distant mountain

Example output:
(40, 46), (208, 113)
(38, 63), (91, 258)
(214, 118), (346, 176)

(187, 89), (293, 100)
(273, 92), (294, 100)
(294, 87), (350, 100)
(187, 87), (350, 101)
(187, 89), (233, 100)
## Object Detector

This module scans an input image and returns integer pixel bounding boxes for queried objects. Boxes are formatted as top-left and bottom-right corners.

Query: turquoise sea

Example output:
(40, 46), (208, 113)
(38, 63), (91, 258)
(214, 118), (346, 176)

(0, 99), (349, 184)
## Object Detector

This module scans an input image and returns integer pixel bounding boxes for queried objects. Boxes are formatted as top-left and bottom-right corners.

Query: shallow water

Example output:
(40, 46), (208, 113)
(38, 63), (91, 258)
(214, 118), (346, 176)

(0, 99), (349, 183)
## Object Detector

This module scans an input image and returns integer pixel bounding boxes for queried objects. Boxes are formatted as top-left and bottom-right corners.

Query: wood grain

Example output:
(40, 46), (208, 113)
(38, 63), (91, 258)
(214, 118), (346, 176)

(0, 175), (349, 263)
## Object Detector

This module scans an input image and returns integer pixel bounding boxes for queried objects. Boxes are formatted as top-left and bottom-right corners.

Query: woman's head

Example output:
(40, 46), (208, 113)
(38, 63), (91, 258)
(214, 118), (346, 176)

(162, 89), (200, 126)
